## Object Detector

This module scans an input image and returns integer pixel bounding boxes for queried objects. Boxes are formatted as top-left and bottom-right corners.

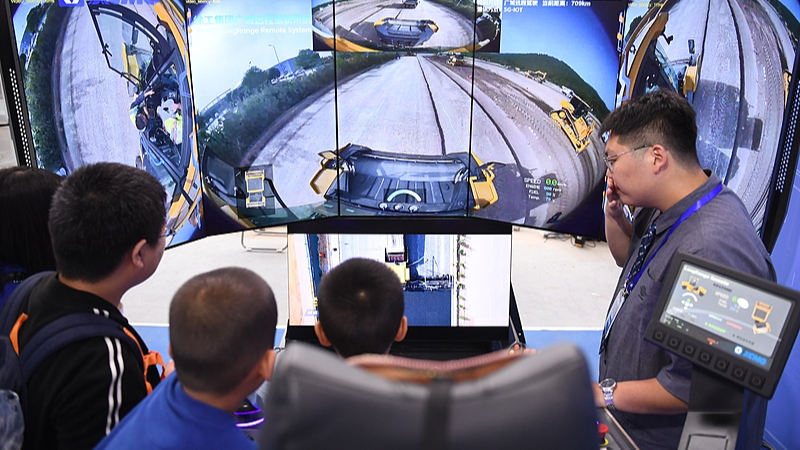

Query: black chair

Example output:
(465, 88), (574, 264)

(260, 342), (599, 450)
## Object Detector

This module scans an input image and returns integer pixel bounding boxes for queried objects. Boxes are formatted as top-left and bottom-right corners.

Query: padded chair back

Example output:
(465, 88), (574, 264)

(260, 342), (598, 450)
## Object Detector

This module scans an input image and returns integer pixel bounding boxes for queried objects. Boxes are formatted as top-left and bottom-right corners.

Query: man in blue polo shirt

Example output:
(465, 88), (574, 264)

(595, 90), (774, 450)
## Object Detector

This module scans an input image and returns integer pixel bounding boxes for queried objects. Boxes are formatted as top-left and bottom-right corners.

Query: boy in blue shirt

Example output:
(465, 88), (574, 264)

(96, 267), (278, 450)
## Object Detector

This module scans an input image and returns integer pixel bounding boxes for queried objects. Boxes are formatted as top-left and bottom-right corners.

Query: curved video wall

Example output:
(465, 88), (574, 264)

(1, 0), (798, 248)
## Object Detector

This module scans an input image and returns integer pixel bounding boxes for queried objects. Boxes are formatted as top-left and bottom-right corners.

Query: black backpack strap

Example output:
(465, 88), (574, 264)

(0, 271), (54, 334)
(18, 312), (145, 382)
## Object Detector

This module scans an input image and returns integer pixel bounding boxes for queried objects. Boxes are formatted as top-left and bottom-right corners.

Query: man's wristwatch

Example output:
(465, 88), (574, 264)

(600, 378), (617, 411)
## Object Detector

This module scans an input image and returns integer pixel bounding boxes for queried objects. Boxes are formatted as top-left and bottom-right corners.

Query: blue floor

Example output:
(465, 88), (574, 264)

(524, 329), (602, 381)
(136, 326), (601, 381)
(136, 326), (287, 362)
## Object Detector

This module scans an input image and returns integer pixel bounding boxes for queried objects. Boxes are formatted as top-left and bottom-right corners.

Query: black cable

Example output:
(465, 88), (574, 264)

(543, 232), (570, 242)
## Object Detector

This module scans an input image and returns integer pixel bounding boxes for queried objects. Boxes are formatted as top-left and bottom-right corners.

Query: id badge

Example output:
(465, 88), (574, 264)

(600, 289), (628, 354)
(605, 289), (627, 334)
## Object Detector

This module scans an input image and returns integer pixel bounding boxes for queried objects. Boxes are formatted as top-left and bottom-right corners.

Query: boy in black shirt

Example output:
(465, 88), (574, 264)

(17, 163), (168, 449)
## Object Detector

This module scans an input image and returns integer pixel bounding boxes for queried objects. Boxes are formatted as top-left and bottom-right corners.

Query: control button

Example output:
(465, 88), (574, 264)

(698, 351), (712, 365)
(732, 366), (747, 381)
(597, 423), (609, 445)
(749, 374), (764, 389)
(714, 358), (729, 373)
(652, 330), (666, 342)
(668, 336), (681, 349)
(682, 344), (696, 357)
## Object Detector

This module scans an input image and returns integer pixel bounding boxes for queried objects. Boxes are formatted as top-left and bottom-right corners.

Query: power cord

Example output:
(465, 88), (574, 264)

(543, 232), (571, 242)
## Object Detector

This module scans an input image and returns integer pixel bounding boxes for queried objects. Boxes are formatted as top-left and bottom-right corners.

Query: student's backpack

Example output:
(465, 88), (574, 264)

(0, 272), (149, 450)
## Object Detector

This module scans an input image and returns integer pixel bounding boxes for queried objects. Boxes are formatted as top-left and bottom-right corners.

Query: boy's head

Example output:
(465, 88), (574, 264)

(315, 258), (407, 358)
(48, 162), (167, 283)
(169, 267), (278, 395)
(0, 167), (62, 273)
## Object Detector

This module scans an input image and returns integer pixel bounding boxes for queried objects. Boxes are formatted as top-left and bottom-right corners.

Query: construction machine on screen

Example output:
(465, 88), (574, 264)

(374, 17), (438, 47)
(616, 6), (701, 105)
(550, 94), (595, 153)
(526, 70), (546, 83)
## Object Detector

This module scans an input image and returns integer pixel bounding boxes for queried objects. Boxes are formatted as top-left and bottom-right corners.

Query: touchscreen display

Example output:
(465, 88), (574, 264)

(659, 261), (794, 370)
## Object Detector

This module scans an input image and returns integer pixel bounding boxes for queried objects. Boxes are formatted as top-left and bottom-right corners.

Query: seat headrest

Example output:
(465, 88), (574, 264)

(260, 342), (598, 450)
(347, 346), (524, 382)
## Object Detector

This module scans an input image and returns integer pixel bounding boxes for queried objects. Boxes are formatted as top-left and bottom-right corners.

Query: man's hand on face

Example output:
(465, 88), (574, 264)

(605, 177), (625, 219)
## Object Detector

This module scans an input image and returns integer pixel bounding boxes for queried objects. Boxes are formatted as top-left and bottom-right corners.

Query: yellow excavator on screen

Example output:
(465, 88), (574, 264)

(550, 94), (595, 153)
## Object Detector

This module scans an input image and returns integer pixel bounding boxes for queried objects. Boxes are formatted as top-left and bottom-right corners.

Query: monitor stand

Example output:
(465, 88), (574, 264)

(508, 284), (526, 346)
(679, 366), (744, 450)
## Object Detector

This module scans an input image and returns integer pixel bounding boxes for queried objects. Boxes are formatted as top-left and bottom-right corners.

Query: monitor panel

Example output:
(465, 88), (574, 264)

(617, 1), (800, 236)
(645, 252), (800, 398)
(763, 34), (800, 252)
(285, 217), (513, 343)
(187, 0), (338, 233)
(468, 1), (625, 236)
(4, 0), (202, 246)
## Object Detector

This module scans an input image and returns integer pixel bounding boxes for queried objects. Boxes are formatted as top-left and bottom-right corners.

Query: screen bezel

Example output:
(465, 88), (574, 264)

(0, 1), (35, 167)
(645, 252), (800, 398)
(285, 216), (514, 345)
(763, 45), (800, 252)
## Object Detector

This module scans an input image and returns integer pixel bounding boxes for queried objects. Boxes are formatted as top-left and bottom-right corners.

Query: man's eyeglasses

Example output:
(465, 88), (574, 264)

(603, 145), (651, 173)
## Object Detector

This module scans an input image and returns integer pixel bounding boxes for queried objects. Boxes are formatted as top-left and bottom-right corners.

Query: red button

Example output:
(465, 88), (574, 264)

(597, 423), (609, 442)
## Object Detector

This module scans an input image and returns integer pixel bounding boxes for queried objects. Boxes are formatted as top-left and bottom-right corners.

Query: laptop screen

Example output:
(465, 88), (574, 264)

(285, 218), (513, 342)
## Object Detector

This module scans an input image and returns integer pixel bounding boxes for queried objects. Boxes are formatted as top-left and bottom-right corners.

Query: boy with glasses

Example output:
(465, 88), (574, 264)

(13, 163), (168, 449)
(595, 90), (774, 450)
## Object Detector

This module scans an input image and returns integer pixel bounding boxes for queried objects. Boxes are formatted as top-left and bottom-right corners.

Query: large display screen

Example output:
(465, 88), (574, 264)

(2, 0), (797, 248)
(287, 231), (512, 327)
(188, 0), (337, 234)
(7, 0), (202, 246)
(187, 0), (627, 237)
(617, 0), (800, 234)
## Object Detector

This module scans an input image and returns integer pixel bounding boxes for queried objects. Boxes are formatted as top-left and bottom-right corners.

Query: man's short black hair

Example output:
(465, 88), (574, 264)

(601, 89), (699, 167)
(317, 258), (405, 358)
(48, 163), (166, 282)
(0, 167), (62, 274)
(170, 267), (277, 394)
